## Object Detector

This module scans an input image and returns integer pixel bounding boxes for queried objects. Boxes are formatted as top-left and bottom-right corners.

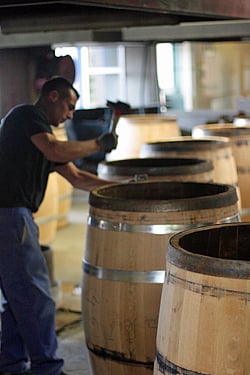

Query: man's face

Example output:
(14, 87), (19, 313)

(49, 88), (78, 126)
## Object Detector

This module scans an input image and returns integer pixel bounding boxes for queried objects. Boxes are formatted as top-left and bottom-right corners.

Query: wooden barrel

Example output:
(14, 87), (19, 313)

(106, 114), (181, 161)
(33, 173), (59, 244)
(154, 222), (250, 375)
(81, 181), (240, 375)
(97, 157), (215, 183)
(52, 124), (73, 228)
(56, 174), (73, 228)
(233, 115), (250, 126)
(41, 245), (58, 287)
(192, 124), (250, 221)
(140, 135), (241, 211)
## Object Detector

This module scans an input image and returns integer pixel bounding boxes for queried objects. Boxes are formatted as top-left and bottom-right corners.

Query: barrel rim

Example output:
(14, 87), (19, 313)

(167, 222), (250, 278)
(97, 157), (214, 177)
(118, 113), (177, 121)
(89, 181), (238, 212)
(193, 123), (250, 136)
(140, 137), (231, 152)
(141, 139), (231, 155)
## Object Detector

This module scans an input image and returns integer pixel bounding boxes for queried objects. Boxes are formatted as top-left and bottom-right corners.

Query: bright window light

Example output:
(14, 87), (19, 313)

(54, 46), (78, 60)
(156, 43), (174, 92)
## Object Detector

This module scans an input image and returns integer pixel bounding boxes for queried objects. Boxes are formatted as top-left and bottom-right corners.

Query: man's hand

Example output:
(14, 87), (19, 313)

(96, 132), (118, 153)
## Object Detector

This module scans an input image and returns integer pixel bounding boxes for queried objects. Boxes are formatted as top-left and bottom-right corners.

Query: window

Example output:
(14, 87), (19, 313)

(54, 45), (126, 108)
(156, 43), (174, 92)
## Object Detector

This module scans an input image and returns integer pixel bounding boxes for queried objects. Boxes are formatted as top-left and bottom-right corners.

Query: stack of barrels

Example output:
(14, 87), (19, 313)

(81, 113), (249, 375)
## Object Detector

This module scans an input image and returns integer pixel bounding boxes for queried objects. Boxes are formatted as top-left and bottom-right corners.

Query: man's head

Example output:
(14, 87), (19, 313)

(37, 76), (80, 126)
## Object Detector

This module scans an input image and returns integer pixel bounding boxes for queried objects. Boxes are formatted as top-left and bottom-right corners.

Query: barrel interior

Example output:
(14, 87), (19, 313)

(94, 181), (230, 201)
(141, 138), (229, 152)
(193, 123), (250, 137)
(101, 157), (209, 168)
(98, 158), (213, 178)
(178, 224), (250, 261)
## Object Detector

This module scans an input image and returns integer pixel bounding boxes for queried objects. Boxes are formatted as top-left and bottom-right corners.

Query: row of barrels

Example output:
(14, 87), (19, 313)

(81, 114), (250, 374)
(107, 114), (250, 221)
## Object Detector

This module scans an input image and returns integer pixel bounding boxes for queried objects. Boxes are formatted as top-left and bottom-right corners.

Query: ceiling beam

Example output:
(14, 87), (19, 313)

(123, 20), (250, 42)
(0, 0), (250, 19)
(1, 20), (250, 48)
(69, 0), (250, 18)
(0, 9), (179, 34)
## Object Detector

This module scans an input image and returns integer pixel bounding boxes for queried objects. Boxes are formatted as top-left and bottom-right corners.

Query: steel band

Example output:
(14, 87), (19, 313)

(155, 350), (204, 375)
(82, 259), (166, 283)
(87, 213), (240, 235)
(219, 212), (241, 222)
(241, 207), (250, 216)
(87, 344), (154, 368)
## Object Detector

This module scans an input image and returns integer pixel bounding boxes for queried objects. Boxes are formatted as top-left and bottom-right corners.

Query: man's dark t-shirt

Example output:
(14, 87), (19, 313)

(0, 104), (54, 212)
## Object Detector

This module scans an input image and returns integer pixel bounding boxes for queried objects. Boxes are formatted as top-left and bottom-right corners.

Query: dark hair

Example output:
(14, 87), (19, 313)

(40, 76), (80, 99)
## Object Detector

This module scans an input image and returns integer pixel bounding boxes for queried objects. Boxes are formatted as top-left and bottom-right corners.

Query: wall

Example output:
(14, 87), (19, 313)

(0, 48), (33, 117)
(191, 41), (250, 110)
(0, 44), (159, 117)
(125, 44), (159, 109)
(0, 46), (66, 118)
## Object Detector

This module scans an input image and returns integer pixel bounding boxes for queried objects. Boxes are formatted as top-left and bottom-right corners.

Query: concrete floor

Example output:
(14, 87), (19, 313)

(50, 188), (93, 375)
(52, 188), (89, 286)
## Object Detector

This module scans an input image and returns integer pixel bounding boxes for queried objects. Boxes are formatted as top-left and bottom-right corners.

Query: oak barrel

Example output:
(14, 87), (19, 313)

(33, 173), (59, 244)
(106, 114), (181, 161)
(140, 135), (241, 211)
(154, 222), (250, 375)
(81, 181), (240, 375)
(192, 124), (250, 220)
(56, 174), (73, 228)
(97, 157), (215, 183)
(41, 245), (57, 287)
(52, 124), (73, 228)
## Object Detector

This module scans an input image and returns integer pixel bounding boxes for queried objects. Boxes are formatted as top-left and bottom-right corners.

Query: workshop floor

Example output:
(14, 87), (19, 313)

(51, 189), (93, 375)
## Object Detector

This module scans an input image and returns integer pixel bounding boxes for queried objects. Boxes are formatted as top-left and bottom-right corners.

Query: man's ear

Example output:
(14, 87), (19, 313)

(48, 90), (59, 103)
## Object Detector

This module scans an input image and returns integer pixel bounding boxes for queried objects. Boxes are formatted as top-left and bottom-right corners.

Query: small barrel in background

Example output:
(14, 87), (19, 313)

(192, 124), (250, 221)
(97, 157), (215, 183)
(81, 181), (240, 375)
(106, 114), (181, 161)
(52, 124), (73, 228)
(56, 174), (73, 228)
(140, 136), (237, 187)
(233, 115), (250, 126)
(33, 173), (59, 244)
(140, 135), (241, 212)
(154, 222), (250, 375)
(41, 245), (58, 287)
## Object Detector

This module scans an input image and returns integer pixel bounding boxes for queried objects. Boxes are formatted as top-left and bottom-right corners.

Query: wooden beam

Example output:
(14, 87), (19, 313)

(65, 0), (250, 18)
(0, 0), (250, 19)
(0, 10), (179, 34)
(123, 20), (250, 42)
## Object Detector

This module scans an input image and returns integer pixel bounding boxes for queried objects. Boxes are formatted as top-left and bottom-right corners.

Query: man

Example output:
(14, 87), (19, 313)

(0, 76), (117, 375)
